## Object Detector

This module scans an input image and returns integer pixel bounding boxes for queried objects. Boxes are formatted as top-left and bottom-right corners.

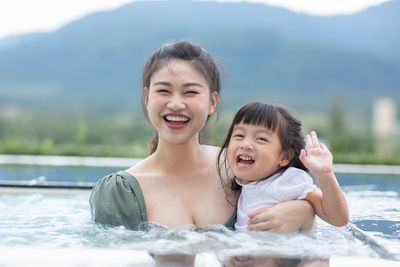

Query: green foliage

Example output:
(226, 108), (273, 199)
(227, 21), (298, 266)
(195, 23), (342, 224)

(75, 119), (88, 145)
(1, 99), (399, 165)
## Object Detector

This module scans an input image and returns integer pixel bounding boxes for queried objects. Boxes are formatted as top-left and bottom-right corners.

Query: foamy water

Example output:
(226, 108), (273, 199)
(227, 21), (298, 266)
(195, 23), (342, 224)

(1, 186), (399, 262)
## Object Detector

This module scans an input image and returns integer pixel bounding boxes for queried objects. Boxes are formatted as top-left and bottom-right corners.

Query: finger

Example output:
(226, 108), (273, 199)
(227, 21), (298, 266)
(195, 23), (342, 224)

(306, 134), (313, 151)
(320, 143), (328, 151)
(248, 212), (271, 225)
(299, 149), (307, 163)
(247, 207), (269, 218)
(247, 221), (272, 231)
(311, 131), (319, 147)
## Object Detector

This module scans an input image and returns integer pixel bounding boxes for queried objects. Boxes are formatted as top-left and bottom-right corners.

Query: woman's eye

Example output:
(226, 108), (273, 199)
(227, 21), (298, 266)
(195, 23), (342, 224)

(157, 89), (170, 93)
(185, 90), (199, 95)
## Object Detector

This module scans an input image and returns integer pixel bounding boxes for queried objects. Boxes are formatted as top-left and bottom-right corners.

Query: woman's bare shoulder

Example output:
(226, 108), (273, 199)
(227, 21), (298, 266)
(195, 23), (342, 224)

(201, 145), (221, 156)
(125, 156), (156, 180)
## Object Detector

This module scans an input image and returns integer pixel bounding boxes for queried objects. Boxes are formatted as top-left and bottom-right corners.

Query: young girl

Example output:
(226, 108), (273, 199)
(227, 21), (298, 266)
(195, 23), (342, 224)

(217, 101), (349, 230)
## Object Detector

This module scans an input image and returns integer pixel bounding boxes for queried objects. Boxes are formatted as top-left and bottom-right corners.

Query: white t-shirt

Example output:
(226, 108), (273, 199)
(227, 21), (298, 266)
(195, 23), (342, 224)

(235, 167), (316, 230)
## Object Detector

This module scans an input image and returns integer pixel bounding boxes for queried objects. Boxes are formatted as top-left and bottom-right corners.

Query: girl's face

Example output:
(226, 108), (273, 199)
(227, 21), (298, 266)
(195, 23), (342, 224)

(143, 59), (218, 146)
(227, 122), (289, 184)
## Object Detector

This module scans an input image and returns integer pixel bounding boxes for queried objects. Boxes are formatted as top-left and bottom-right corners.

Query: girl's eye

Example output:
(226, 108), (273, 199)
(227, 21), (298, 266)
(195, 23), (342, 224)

(257, 137), (268, 142)
(233, 134), (244, 139)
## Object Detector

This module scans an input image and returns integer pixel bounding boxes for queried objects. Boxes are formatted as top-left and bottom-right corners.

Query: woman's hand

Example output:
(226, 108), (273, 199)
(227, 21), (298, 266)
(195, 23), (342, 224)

(299, 131), (333, 177)
(247, 200), (315, 233)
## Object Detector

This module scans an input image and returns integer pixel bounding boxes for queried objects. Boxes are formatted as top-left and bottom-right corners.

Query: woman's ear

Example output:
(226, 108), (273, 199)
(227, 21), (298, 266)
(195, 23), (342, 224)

(142, 87), (149, 106)
(208, 92), (219, 115)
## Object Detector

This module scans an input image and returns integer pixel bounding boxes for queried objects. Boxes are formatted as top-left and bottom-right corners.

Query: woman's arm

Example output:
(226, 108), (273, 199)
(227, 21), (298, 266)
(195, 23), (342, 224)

(246, 200), (315, 233)
(300, 131), (349, 227)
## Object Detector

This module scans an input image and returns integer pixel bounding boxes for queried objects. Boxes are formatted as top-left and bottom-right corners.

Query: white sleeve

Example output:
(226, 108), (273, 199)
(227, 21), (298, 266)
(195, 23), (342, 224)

(272, 167), (316, 202)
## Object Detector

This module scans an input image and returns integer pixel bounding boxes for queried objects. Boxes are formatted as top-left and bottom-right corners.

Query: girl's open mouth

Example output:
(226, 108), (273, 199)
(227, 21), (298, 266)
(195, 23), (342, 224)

(236, 155), (255, 168)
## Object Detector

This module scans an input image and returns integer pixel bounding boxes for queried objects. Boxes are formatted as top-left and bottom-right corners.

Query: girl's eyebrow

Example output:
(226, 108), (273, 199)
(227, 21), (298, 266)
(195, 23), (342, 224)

(254, 127), (273, 136)
(233, 126), (245, 131)
(233, 125), (273, 136)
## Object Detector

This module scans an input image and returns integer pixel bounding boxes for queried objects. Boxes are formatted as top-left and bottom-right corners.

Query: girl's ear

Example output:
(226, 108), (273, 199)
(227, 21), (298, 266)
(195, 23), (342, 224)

(142, 87), (149, 106)
(278, 150), (293, 168)
(208, 92), (219, 115)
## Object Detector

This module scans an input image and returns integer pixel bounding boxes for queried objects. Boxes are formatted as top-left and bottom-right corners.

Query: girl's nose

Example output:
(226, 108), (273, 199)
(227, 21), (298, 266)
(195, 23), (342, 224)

(240, 139), (253, 150)
(167, 95), (185, 110)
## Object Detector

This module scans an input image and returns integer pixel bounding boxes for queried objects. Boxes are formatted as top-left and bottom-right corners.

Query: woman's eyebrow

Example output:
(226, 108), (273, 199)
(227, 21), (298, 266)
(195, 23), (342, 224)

(152, 81), (172, 87)
(151, 81), (203, 88)
(183, 82), (203, 88)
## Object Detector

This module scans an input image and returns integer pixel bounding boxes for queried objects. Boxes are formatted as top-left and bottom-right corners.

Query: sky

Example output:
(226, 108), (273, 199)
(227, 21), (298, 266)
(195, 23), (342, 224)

(0, 0), (391, 40)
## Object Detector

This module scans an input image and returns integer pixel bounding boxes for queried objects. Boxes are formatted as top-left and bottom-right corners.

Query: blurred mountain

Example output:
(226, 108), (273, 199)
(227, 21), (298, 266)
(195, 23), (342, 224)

(0, 0), (399, 112)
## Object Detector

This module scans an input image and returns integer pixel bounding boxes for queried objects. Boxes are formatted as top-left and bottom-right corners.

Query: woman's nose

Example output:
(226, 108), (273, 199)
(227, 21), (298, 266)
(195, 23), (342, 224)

(167, 95), (185, 110)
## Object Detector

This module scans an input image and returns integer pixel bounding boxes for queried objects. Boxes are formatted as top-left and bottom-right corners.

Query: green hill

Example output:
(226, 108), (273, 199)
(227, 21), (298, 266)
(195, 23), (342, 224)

(0, 0), (399, 112)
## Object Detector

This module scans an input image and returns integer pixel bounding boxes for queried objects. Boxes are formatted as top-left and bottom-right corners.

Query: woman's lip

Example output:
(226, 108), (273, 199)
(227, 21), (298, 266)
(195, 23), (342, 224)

(165, 121), (188, 130)
(162, 114), (190, 130)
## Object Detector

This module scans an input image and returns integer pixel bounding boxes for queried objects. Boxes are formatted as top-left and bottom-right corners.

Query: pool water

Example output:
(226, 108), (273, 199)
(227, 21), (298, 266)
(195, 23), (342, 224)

(0, 185), (399, 261)
(0, 165), (400, 262)
(0, 191), (377, 257)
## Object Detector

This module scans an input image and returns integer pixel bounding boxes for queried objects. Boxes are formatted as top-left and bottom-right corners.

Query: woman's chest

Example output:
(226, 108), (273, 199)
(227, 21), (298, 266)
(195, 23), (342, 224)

(139, 173), (234, 227)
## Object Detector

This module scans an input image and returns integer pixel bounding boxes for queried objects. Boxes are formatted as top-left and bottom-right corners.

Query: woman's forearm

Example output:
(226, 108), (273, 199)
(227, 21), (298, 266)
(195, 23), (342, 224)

(247, 200), (316, 233)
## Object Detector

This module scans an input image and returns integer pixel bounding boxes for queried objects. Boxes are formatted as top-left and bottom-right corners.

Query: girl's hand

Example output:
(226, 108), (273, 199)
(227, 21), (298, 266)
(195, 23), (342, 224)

(299, 131), (333, 177)
(247, 200), (315, 233)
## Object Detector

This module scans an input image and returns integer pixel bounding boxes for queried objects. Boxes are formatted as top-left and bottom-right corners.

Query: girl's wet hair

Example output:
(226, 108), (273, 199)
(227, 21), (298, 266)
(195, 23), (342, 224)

(217, 101), (308, 205)
(141, 41), (221, 154)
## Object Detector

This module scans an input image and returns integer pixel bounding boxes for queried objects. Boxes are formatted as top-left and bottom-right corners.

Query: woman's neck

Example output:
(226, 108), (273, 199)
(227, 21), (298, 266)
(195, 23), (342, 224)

(151, 135), (207, 175)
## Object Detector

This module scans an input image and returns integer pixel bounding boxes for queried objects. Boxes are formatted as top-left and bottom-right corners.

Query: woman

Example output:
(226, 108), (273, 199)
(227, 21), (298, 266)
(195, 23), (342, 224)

(89, 41), (315, 232)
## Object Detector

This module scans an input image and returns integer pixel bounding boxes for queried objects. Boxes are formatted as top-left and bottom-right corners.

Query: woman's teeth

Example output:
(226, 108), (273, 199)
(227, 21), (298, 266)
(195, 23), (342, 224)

(164, 115), (189, 123)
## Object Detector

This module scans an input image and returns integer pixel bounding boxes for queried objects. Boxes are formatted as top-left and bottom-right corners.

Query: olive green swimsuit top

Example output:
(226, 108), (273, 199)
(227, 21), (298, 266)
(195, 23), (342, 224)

(89, 171), (236, 230)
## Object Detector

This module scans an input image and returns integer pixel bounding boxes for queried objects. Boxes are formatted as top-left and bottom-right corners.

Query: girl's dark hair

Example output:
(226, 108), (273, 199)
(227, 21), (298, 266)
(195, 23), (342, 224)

(217, 101), (307, 205)
(142, 41), (222, 154)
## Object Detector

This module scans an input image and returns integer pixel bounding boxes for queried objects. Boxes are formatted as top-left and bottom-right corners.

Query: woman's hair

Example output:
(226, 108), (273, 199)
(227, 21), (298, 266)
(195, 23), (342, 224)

(141, 41), (222, 154)
(217, 101), (308, 204)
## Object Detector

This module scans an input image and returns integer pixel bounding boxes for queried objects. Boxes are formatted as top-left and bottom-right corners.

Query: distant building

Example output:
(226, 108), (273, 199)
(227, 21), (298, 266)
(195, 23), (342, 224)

(372, 98), (398, 138)
(0, 103), (22, 119)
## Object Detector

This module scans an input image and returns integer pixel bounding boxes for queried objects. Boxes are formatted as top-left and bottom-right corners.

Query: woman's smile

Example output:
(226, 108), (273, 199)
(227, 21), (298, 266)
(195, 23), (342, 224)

(163, 113), (191, 130)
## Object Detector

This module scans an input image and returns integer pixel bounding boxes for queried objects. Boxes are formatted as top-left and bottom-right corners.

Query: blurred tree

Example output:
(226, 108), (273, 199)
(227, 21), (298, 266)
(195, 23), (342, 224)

(76, 118), (88, 145)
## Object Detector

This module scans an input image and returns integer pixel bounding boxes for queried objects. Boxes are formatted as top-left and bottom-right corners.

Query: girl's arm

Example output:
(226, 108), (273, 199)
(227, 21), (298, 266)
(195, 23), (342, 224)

(300, 131), (349, 227)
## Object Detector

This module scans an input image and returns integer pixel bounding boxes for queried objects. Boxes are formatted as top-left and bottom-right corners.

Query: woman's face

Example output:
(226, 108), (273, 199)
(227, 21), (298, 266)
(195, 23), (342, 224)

(144, 59), (218, 145)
